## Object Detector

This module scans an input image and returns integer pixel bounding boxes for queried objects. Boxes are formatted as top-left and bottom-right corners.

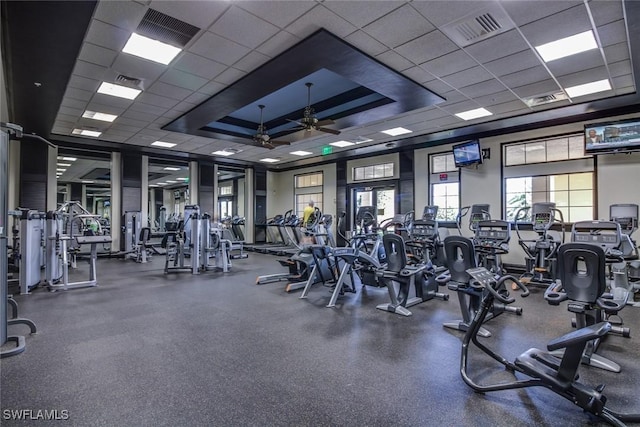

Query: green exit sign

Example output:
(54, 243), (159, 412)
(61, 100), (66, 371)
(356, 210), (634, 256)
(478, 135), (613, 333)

(322, 146), (333, 155)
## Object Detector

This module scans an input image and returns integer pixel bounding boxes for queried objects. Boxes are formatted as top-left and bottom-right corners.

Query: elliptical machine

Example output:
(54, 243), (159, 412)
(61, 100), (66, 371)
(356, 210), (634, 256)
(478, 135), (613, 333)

(460, 265), (640, 426)
(514, 202), (565, 287)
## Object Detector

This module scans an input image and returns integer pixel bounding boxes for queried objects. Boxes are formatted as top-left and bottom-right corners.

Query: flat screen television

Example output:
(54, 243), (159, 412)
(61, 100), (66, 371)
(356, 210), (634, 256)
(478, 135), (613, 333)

(584, 118), (640, 154)
(453, 140), (482, 167)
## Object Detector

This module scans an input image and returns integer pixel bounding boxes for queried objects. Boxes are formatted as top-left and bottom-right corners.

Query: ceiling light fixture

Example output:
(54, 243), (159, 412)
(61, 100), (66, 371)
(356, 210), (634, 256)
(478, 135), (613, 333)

(354, 137), (373, 144)
(330, 140), (355, 148)
(381, 127), (412, 136)
(57, 168), (66, 172)
(535, 30), (597, 63)
(82, 180), (94, 184)
(176, 177), (188, 181)
(122, 33), (182, 65)
(82, 110), (118, 122)
(290, 151), (313, 156)
(166, 180), (177, 183)
(163, 167), (180, 171)
(72, 129), (102, 137)
(455, 107), (493, 121)
(151, 141), (176, 148)
(212, 150), (235, 156)
(97, 82), (141, 100)
(564, 79), (612, 98)
(260, 158), (280, 163)
(57, 163), (71, 167)
(62, 157), (77, 161)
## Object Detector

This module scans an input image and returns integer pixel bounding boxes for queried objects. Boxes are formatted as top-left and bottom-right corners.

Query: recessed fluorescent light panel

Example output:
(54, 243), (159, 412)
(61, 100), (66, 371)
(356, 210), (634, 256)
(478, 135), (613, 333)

(163, 167), (180, 171)
(535, 30), (597, 62)
(72, 129), (102, 137)
(564, 79), (611, 98)
(290, 151), (313, 156)
(57, 168), (66, 172)
(330, 140), (355, 148)
(57, 163), (71, 167)
(151, 141), (176, 148)
(166, 180), (177, 183)
(82, 180), (94, 184)
(122, 33), (182, 65)
(381, 127), (412, 136)
(354, 137), (373, 144)
(212, 150), (234, 156)
(97, 82), (141, 100)
(62, 157), (77, 161)
(260, 158), (280, 163)
(82, 110), (118, 122)
(176, 177), (188, 181)
(455, 108), (492, 121)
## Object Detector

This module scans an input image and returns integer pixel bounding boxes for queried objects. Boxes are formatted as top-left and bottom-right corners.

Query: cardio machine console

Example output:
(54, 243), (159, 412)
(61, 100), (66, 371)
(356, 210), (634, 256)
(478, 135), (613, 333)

(465, 267), (495, 287)
(532, 212), (552, 231)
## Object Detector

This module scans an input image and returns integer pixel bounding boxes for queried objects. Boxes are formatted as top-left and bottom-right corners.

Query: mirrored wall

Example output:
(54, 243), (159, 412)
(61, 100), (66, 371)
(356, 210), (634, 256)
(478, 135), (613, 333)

(148, 158), (189, 232)
(218, 166), (245, 221)
(56, 151), (112, 218)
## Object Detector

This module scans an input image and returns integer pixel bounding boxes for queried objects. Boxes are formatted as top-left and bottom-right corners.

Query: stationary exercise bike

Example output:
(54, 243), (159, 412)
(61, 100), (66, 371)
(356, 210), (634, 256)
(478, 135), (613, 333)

(460, 265), (640, 426)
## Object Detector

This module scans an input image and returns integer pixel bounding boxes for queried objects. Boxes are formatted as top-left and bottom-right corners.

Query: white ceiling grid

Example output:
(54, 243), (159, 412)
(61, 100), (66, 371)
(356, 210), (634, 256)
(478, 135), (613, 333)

(53, 0), (635, 167)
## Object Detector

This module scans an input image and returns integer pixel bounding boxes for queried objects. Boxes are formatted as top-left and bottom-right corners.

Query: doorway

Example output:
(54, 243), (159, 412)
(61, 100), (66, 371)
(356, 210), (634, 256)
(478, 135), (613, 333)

(353, 186), (396, 227)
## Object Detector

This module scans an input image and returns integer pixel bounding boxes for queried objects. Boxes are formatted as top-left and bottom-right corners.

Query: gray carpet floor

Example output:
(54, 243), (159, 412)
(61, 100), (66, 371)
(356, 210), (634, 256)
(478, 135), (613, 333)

(2, 251), (639, 426)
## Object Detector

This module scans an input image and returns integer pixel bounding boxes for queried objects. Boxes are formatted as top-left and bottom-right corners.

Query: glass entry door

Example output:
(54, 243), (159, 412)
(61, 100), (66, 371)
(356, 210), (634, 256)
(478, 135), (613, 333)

(353, 186), (396, 227)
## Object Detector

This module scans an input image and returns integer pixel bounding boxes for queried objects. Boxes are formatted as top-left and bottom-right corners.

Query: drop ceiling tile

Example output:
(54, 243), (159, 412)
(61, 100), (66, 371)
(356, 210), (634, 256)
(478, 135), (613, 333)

(428, 114), (463, 128)
(608, 60), (632, 78)
(55, 113), (79, 123)
(189, 32), (252, 66)
(499, 66), (552, 89)
(234, 51), (270, 73)
(101, 127), (136, 138)
(411, 1), (494, 27)
(111, 123), (143, 133)
(52, 124), (73, 134)
(65, 87), (94, 102)
(58, 106), (84, 117)
(147, 81), (192, 101)
(588, 0), (624, 27)
(236, 1), (315, 29)
(464, 29), (530, 63)
(110, 54), (167, 82)
(395, 30), (458, 65)
(198, 81), (226, 96)
(363, 4), (435, 48)
(136, 92), (179, 109)
(597, 19), (628, 47)
(128, 101), (168, 117)
(344, 30), (389, 56)
(441, 66), (493, 88)
(93, 0), (147, 32)
(555, 66), (609, 87)
(519, 5), (592, 47)
(603, 42), (630, 63)
(214, 68), (247, 85)
(61, 97), (88, 111)
(92, 93), (135, 110)
(84, 19), (131, 52)
(512, 79), (561, 98)
(173, 53), (227, 80)
(322, 1), (402, 28)
(78, 43), (118, 68)
(68, 75), (101, 93)
(256, 31), (301, 57)
(148, 0), (229, 30)
(402, 66), (437, 85)
(483, 50), (543, 77)
(182, 92), (210, 105)
(437, 99), (481, 115)
(500, 0), (583, 26)
(544, 50), (605, 77)
(73, 60), (108, 81)
(160, 68), (209, 91)
(459, 78), (509, 98)
(210, 6), (280, 49)
(612, 74), (634, 89)
(421, 50), (479, 78)
(474, 90), (520, 107)
(424, 79), (454, 96)
(285, 4), (358, 39)
(375, 50), (415, 72)
(121, 109), (157, 123)
(101, 134), (130, 143)
(615, 86), (635, 96)
(529, 99), (571, 111)
(170, 101), (197, 113)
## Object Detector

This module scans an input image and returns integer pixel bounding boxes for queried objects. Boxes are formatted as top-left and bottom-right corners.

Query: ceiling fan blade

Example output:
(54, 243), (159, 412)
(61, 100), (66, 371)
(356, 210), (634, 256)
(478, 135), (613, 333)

(317, 127), (341, 135)
(315, 119), (335, 127)
(262, 143), (276, 150)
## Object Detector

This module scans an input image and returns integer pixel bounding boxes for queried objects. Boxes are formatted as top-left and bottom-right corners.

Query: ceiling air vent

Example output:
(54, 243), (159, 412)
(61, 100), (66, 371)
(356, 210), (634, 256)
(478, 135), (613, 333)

(441, 5), (515, 47)
(136, 8), (200, 48)
(115, 74), (143, 90)
(524, 92), (569, 107)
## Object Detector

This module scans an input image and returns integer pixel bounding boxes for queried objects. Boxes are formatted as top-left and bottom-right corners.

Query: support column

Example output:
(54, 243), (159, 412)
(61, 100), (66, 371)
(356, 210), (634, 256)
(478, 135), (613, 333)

(212, 164), (219, 220)
(110, 152), (122, 251)
(141, 155), (148, 228)
(198, 162), (214, 216)
(189, 160), (199, 205)
(47, 144), (57, 212)
(7, 139), (20, 210)
(19, 138), (51, 211)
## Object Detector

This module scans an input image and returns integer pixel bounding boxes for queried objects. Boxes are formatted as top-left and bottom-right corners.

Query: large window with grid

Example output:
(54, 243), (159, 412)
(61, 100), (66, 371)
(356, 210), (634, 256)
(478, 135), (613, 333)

(429, 153), (459, 221)
(218, 183), (233, 195)
(353, 163), (394, 181)
(503, 135), (594, 222)
(295, 172), (324, 218)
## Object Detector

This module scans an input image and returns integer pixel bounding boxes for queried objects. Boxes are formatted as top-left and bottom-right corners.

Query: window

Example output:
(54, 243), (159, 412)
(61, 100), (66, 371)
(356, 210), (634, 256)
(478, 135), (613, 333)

(296, 193), (323, 218)
(219, 199), (233, 218)
(429, 153), (459, 221)
(295, 173), (323, 188)
(503, 135), (594, 222)
(353, 162), (394, 181)
(505, 134), (586, 166)
(295, 172), (323, 218)
(219, 184), (233, 195)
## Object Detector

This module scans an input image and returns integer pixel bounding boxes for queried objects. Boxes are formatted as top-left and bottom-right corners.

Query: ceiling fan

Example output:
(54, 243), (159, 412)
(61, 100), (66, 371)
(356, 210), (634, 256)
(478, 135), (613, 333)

(252, 105), (290, 149)
(287, 82), (341, 135)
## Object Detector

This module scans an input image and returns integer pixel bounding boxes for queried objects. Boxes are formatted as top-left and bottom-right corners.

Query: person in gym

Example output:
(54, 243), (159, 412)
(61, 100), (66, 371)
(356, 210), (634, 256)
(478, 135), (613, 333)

(302, 200), (315, 226)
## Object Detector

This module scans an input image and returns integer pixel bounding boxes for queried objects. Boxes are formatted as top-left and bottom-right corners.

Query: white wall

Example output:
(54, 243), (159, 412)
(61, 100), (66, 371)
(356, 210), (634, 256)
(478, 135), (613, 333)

(267, 163), (337, 219)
